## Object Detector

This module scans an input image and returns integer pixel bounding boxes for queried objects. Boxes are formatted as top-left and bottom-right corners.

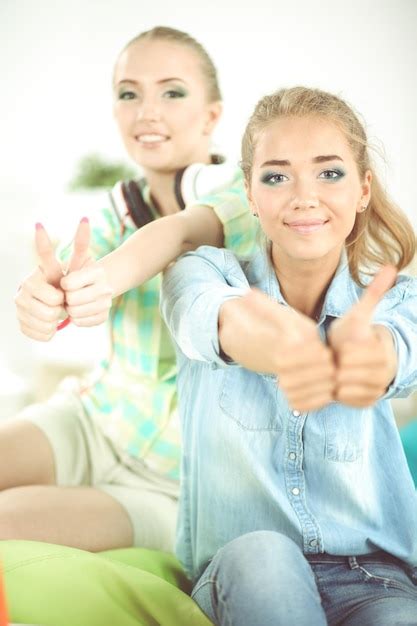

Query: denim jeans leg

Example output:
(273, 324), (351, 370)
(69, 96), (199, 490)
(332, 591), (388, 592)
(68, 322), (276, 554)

(192, 530), (327, 626)
(341, 597), (417, 626)
(308, 555), (417, 625)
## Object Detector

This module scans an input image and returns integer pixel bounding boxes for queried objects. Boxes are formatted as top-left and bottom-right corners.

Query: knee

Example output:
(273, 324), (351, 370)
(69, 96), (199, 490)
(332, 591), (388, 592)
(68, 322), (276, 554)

(214, 531), (304, 590)
(223, 530), (302, 565)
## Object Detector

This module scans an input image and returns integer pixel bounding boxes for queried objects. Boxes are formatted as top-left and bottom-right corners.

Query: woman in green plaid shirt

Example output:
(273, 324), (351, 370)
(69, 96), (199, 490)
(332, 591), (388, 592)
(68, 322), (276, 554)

(10, 27), (258, 552)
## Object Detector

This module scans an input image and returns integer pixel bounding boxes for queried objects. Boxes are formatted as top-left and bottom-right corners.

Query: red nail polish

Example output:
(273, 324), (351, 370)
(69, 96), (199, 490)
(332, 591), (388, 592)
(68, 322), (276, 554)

(57, 318), (71, 331)
(80, 217), (89, 224)
(35, 222), (43, 230)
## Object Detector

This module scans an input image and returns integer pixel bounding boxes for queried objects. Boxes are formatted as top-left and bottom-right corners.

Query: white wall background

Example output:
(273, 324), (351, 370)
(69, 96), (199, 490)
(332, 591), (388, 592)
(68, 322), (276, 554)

(1, 0), (416, 413)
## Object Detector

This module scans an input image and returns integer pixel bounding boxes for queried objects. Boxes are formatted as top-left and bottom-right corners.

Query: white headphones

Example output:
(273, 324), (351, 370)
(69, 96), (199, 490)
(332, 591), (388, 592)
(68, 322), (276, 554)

(110, 156), (238, 230)
(179, 161), (239, 208)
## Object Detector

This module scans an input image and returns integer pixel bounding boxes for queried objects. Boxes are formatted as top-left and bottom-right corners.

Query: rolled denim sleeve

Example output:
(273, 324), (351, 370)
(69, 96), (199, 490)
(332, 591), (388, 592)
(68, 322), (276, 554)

(161, 246), (249, 365)
(374, 276), (417, 398)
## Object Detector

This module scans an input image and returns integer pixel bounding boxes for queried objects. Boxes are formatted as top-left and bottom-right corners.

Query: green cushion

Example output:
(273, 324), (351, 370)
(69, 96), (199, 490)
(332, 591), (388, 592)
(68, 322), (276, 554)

(401, 420), (417, 487)
(0, 541), (212, 626)
(100, 547), (192, 593)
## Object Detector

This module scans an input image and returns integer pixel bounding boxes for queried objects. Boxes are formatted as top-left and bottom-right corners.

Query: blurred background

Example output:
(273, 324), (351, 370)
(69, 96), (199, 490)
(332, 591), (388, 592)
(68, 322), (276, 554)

(1, 0), (416, 422)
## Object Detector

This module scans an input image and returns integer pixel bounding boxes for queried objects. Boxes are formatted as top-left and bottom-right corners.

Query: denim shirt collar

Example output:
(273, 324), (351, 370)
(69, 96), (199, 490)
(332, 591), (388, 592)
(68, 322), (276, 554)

(247, 246), (361, 323)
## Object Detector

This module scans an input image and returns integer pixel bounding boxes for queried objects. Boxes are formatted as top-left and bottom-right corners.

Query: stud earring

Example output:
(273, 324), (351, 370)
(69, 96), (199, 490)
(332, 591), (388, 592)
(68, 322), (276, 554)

(359, 204), (368, 213)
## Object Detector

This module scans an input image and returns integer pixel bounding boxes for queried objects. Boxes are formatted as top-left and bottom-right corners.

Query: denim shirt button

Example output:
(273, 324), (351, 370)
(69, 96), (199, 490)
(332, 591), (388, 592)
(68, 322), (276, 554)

(292, 410), (301, 417)
(289, 452), (297, 461)
(291, 487), (300, 496)
(309, 539), (318, 548)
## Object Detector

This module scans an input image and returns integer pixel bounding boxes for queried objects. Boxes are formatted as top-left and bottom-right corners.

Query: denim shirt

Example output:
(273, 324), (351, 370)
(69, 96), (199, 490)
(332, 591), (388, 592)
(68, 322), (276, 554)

(161, 246), (417, 583)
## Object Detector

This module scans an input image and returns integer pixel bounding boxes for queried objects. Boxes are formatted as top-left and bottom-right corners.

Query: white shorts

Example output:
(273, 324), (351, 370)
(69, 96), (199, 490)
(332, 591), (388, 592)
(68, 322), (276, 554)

(18, 389), (179, 551)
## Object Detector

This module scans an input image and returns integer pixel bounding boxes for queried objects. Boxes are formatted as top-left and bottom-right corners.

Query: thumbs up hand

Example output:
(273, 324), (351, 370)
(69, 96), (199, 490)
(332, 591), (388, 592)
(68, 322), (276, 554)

(219, 289), (336, 412)
(328, 265), (398, 407)
(15, 223), (66, 341)
(15, 218), (111, 341)
(60, 218), (113, 327)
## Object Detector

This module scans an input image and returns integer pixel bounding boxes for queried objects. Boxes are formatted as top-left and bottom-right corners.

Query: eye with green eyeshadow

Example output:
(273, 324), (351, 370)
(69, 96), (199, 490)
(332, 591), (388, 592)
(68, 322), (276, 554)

(260, 172), (289, 186)
(117, 88), (138, 101)
(318, 168), (346, 182)
(162, 87), (188, 99)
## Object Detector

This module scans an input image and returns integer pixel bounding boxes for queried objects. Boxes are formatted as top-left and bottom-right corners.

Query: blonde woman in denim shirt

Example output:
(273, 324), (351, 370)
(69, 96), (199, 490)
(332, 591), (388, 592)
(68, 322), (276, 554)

(161, 87), (417, 625)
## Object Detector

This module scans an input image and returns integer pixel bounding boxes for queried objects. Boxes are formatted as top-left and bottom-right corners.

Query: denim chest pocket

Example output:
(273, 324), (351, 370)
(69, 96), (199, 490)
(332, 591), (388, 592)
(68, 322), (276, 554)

(322, 403), (368, 462)
(219, 368), (282, 431)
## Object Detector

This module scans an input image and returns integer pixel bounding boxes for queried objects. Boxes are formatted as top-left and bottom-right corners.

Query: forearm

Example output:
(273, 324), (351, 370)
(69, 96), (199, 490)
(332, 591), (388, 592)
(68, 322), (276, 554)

(218, 296), (281, 374)
(97, 214), (191, 297)
(98, 206), (223, 297)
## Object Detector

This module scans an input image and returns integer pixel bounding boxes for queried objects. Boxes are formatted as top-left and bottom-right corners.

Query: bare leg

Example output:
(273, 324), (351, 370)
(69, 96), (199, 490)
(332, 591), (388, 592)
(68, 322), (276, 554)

(0, 485), (133, 551)
(0, 419), (133, 550)
(0, 419), (56, 488)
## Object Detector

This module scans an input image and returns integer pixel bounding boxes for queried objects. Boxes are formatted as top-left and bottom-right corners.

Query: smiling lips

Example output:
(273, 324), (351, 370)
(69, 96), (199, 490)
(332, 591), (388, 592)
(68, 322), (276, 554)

(285, 219), (328, 234)
(136, 133), (169, 146)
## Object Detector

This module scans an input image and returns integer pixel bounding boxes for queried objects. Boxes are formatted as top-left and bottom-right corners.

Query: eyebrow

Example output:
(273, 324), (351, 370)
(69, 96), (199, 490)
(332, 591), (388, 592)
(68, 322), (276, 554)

(260, 155), (344, 167)
(158, 77), (187, 85)
(116, 77), (187, 87)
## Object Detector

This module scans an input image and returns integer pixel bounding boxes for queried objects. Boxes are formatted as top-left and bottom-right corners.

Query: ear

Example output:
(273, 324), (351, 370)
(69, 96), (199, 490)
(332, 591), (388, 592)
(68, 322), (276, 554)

(357, 170), (372, 212)
(203, 101), (223, 135)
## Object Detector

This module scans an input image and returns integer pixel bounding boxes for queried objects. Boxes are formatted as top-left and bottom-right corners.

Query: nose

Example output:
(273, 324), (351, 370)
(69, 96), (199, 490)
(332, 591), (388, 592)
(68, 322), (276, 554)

(289, 179), (319, 210)
(290, 196), (319, 210)
(136, 95), (161, 122)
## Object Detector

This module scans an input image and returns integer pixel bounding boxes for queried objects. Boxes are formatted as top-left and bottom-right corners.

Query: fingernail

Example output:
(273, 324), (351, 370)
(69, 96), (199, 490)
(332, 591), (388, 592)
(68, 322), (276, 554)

(35, 222), (44, 230)
(80, 217), (89, 224)
(57, 318), (71, 331)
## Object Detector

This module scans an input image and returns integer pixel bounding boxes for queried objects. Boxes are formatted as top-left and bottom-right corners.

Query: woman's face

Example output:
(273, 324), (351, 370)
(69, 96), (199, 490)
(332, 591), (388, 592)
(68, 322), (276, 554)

(113, 38), (221, 174)
(247, 115), (371, 269)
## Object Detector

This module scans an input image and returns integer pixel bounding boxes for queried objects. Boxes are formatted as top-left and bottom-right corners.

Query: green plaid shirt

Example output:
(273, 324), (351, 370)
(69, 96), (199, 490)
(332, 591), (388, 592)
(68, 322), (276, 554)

(62, 169), (259, 480)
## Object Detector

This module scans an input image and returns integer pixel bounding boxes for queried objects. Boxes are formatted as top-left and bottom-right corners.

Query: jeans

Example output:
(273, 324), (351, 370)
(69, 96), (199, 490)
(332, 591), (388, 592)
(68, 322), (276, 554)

(192, 531), (417, 626)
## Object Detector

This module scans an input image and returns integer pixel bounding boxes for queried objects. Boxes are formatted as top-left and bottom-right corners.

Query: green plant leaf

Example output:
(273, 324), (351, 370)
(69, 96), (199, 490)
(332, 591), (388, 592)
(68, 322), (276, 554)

(68, 153), (137, 190)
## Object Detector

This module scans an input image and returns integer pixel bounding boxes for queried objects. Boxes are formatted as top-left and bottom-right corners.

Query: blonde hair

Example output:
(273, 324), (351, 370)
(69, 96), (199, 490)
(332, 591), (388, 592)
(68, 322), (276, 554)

(120, 26), (221, 103)
(241, 86), (416, 285)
